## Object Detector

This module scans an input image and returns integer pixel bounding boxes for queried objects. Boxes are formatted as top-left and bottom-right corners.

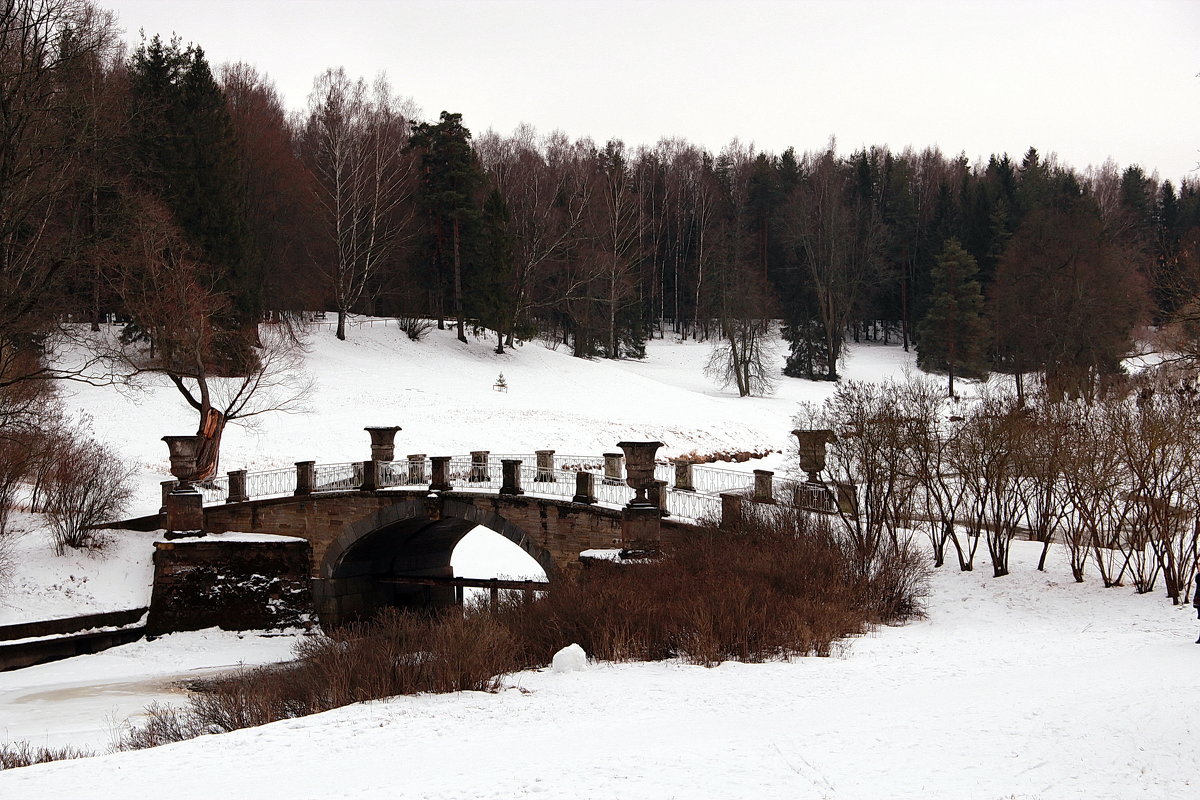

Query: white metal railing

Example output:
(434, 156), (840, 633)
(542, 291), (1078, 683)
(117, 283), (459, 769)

(315, 462), (362, 492)
(688, 464), (756, 495)
(191, 476), (229, 506)
(184, 455), (781, 519)
(244, 467), (296, 499)
(665, 490), (723, 522)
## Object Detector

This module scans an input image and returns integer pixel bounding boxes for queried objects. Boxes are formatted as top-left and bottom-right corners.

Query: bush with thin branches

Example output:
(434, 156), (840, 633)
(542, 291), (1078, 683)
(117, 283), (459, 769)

(43, 435), (136, 554)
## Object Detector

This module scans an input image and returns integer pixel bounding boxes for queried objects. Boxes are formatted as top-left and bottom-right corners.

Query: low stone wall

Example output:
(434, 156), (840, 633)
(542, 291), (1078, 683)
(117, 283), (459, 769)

(146, 536), (314, 635)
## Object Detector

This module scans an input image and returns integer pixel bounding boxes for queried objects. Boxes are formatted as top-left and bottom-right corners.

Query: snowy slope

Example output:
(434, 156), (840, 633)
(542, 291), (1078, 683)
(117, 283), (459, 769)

(60, 321), (911, 516)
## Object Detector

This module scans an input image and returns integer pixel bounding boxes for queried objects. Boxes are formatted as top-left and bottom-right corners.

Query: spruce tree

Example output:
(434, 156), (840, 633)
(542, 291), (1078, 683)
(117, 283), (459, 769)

(916, 238), (987, 397)
(409, 112), (483, 344)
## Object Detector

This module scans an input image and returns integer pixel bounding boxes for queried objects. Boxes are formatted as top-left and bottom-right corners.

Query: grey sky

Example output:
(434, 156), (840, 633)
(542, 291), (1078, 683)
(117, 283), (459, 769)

(104, 0), (1200, 182)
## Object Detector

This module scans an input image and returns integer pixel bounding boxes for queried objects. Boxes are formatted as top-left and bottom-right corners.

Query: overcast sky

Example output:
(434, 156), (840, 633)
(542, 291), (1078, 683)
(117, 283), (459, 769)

(102, 0), (1200, 182)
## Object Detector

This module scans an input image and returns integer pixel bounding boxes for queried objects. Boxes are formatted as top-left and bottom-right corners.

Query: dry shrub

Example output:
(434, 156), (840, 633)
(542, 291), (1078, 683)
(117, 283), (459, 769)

(675, 448), (778, 465)
(497, 507), (927, 666)
(117, 611), (515, 748)
(0, 740), (94, 770)
(396, 315), (434, 342)
(118, 507), (927, 752)
(43, 435), (136, 554)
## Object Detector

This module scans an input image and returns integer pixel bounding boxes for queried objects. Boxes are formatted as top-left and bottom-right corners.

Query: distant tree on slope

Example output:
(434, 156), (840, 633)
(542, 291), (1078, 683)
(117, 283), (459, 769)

(916, 238), (988, 397)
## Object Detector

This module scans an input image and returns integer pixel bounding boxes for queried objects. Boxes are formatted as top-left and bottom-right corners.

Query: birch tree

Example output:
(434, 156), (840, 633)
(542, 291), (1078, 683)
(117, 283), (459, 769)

(301, 69), (414, 340)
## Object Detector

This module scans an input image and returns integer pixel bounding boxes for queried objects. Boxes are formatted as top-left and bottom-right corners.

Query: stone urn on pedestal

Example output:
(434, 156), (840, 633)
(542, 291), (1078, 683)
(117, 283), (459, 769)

(161, 435), (204, 534)
(162, 435), (201, 490)
(617, 441), (664, 507)
(792, 429), (835, 484)
(364, 426), (401, 462)
(617, 441), (665, 550)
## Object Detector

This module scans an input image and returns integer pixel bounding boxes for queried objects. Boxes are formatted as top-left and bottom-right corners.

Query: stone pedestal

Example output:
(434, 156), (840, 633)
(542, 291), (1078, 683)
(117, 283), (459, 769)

(834, 481), (858, 515)
(621, 505), (661, 549)
(227, 470), (248, 503)
(407, 454), (426, 485)
(500, 459), (524, 495)
(469, 451), (490, 482)
(160, 480), (175, 513)
(720, 492), (743, 531)
(672, 459), (694, 492)
(602, 452), (624, 485)
(649, 479), (670, 516)
(535, 449), (556, 482)
(573, 471), (597, 504)
(753, 469), (775, 504)
(163, 489), (205, 533)
(364, 426), (401, 462)
(430, 457), (452, 491)
(294, 461), (315, 495)
(359, 459), (379, 492)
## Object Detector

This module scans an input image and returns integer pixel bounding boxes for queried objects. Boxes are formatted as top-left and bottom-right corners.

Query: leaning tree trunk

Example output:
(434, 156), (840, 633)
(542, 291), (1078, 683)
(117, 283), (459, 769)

(193, 408), (227, 482)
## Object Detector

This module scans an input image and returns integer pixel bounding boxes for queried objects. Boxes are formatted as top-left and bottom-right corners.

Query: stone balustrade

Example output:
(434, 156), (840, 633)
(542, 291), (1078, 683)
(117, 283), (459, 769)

(160, 426), (849, 537)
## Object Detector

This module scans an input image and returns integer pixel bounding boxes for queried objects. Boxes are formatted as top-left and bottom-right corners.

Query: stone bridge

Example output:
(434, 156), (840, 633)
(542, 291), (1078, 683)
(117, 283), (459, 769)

(154, 429), (835, 626)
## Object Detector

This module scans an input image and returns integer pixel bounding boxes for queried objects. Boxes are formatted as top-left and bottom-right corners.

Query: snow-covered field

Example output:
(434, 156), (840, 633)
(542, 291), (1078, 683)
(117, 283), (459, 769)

(2, 322), (1197, 798)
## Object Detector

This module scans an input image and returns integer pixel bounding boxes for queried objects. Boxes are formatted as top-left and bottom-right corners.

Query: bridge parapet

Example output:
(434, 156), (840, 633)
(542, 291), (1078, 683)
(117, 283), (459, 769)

(160, 450), (842, 527)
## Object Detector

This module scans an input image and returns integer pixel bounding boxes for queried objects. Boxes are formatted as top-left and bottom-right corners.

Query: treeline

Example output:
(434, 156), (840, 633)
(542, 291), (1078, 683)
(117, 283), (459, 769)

(4, 1), (1200, 401)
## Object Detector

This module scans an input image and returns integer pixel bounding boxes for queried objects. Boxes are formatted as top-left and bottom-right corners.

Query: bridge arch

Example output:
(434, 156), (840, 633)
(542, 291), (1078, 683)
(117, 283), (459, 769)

(312, 497), (559, 625)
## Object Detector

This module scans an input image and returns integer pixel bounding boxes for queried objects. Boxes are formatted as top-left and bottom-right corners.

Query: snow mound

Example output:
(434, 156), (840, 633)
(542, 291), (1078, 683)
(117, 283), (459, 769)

(550, 643), (588, 673)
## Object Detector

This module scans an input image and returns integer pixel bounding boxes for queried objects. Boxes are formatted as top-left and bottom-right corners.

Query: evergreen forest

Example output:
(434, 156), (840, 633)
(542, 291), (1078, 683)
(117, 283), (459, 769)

(4, 0), (1200, 406)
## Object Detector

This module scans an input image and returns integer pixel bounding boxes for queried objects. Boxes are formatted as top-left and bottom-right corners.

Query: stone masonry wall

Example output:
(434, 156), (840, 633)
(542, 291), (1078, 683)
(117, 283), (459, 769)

(146, 538), (314, 635)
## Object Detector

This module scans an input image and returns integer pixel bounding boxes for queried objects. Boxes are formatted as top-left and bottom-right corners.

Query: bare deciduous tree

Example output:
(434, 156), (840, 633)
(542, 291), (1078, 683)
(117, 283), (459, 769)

(104, 198), (311, 480)
(300, 69), (415, 340)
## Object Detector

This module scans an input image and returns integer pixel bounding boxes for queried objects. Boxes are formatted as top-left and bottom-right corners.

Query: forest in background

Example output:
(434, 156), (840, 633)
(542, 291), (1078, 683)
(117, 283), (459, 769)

(4, 0), (1200, 409)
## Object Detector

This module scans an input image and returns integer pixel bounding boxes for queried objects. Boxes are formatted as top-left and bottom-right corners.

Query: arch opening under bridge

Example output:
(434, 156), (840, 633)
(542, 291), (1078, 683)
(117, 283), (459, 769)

(311, 496), (560, 626)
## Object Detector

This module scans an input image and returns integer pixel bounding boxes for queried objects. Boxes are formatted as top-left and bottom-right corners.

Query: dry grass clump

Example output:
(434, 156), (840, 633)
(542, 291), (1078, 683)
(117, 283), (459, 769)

(0, 741), (94, 770)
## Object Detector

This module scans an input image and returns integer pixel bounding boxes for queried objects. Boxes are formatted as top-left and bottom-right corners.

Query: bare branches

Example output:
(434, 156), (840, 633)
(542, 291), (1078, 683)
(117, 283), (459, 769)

(300, 69), (415, 340)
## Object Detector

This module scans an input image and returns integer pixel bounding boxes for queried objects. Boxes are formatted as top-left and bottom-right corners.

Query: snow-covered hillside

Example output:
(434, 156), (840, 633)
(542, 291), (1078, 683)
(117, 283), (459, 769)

(4, 322), (1198, 798)
(61, 321), (912, 516)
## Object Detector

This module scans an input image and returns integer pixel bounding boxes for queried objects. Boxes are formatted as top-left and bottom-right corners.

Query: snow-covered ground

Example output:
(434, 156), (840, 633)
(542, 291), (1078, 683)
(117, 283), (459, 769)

(3, 321), (1196, 797)
(3, 541), (1197, 799)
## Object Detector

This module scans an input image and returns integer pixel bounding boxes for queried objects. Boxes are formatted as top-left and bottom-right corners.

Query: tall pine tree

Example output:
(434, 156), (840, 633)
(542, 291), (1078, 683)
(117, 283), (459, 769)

(917, 238), (987, 397)
(410, 112), (483, 344)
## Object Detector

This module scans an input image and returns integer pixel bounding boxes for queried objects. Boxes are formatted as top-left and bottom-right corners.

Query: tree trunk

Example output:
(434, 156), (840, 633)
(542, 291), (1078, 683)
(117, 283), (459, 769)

(453, 218), (466, 343)
(193, 408), (227, 482)
(336, 308), (347, 340)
